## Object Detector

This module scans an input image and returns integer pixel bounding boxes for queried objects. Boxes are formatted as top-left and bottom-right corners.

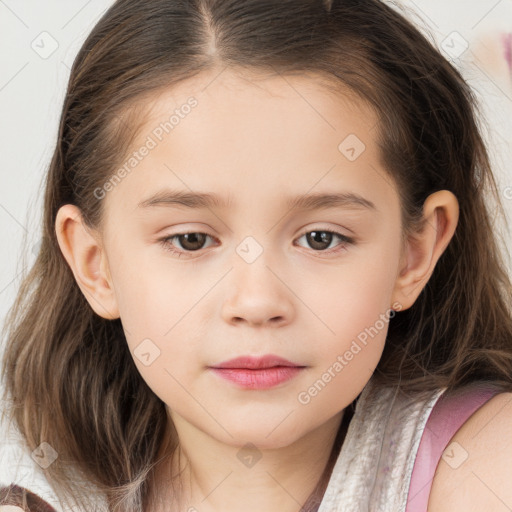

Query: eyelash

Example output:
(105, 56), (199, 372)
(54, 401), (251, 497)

(157, 228), (354, 258)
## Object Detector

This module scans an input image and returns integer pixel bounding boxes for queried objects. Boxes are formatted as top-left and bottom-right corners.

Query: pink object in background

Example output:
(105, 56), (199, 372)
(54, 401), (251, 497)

(503, 32), (512, 74)
(469, 28), (512, 91)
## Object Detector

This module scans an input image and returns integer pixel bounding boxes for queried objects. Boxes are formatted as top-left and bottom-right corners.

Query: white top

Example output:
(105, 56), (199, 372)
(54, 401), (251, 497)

(0, 375), (444, 511)
(318, 376), (444, 511)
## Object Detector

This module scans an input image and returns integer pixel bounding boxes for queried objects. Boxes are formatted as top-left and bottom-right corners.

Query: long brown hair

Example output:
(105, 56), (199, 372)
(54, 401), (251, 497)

(2, 0), (512, 510)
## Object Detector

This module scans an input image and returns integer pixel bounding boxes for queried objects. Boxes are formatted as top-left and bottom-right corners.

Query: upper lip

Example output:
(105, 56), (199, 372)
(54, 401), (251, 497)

(209, 354), (305, 369)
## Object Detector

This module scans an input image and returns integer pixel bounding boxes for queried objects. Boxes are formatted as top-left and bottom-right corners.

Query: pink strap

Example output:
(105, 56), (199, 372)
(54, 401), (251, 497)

(405, 383), (501, 512)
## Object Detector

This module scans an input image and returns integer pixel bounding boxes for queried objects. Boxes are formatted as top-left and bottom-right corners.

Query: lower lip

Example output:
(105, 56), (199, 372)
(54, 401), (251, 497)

(209, 366), (304, 389)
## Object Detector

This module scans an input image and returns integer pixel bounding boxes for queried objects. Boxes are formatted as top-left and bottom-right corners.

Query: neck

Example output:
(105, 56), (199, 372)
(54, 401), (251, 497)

(299, 408), (353, 512)
(147, 409), (351, 512)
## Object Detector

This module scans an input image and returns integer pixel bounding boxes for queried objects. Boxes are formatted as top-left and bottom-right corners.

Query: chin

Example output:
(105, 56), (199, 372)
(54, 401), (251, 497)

(209, 418), (307, 451)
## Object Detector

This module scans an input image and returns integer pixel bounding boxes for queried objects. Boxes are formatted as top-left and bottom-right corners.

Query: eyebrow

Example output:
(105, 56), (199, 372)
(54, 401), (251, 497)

(137, 189), (377, 212)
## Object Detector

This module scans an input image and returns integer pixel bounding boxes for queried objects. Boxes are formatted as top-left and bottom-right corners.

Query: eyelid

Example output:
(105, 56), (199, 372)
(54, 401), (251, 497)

(293, 226), (354, 256)
(158, 230), (218, 256)
(158, 224), (355, 258)
(296, 225), (353, 241)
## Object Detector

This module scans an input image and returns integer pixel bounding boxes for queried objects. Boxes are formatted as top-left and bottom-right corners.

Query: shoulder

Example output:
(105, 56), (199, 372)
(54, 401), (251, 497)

(427, 390), (512, 512)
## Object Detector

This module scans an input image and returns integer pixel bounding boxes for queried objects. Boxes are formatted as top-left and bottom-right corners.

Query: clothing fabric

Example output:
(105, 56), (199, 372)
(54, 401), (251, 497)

(405, 381), (501, 511)
(0, 375), (503, 511)
(0, 483), (57, 511)
(318, 375), (502, 512)
(0, 413), (82, 512)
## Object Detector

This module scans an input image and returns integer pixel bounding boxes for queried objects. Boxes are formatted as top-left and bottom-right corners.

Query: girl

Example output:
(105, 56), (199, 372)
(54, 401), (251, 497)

(1, 0), (512, 511)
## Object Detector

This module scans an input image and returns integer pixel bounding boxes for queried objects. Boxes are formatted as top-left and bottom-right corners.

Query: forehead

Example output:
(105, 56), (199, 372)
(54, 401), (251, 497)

(101, 67), (397, 221)
(138, 67), (379, 135)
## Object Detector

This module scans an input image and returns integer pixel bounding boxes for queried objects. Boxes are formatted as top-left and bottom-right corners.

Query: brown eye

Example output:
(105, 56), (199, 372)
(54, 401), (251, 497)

(175, 232), (208, 251)
(295, 229), (353, 253)
(158, 232), (216, 257)
(306, 231), (334, 250)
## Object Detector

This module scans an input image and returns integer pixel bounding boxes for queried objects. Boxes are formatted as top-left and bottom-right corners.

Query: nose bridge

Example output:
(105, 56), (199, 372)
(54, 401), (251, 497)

(227, 201), (278, 269)
(230, 233), (278, 294)
(225, 197), (292, 283)
(221, 232), (293, 326)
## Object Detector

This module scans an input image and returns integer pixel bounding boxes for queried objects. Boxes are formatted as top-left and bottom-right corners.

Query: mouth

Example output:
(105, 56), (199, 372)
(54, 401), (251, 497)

(208, 354), (307, 390)
(209, 354), (305, 370)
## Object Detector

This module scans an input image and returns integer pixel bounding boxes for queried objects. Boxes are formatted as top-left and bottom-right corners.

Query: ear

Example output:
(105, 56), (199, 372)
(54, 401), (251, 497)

(55, 204), (120, 320)
(391, 190), (459, 311)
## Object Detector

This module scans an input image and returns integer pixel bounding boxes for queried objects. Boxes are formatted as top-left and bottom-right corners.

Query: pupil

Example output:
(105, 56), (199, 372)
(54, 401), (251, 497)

(308, 231), (331, 250)
(177, 231), (334, 252)
(181, 233), (206, 251)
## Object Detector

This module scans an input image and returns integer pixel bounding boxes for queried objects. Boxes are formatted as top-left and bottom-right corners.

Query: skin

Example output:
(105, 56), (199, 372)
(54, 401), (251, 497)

(55, 67), (459, 512)
(427, 391), (512, 512)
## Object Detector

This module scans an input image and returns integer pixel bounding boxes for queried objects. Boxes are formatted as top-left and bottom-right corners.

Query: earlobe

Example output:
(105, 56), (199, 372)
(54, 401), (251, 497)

(55, 204), (120, 320)
(391, 190), (459, 311)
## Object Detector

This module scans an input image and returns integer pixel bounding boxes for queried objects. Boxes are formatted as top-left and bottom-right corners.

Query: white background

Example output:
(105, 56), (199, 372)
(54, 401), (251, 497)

(1, 0), (512, 346)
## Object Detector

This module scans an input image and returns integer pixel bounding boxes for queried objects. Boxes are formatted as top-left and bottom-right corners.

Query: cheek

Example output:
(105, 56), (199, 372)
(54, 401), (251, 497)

(295, 272), (393, 418)
(109, 268), (209, 406)
(119, 288), (200, 410)
(297, 236), (400, 387)
(104, 258), (189, 395)
(107, 238), (197, 336)
(300, 242), (399, 348)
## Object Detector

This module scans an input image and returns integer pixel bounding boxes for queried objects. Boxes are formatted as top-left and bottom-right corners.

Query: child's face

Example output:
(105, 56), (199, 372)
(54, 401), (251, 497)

(97, 68), (406, 448)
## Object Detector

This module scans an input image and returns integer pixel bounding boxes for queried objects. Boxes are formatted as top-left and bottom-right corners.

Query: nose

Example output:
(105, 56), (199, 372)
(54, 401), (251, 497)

(220, 250), (295, 328)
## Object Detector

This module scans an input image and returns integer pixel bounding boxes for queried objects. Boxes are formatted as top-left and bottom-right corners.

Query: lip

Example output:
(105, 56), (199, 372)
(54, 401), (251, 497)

(209, 354), (304, 370)
(208, 355), (306, 390)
